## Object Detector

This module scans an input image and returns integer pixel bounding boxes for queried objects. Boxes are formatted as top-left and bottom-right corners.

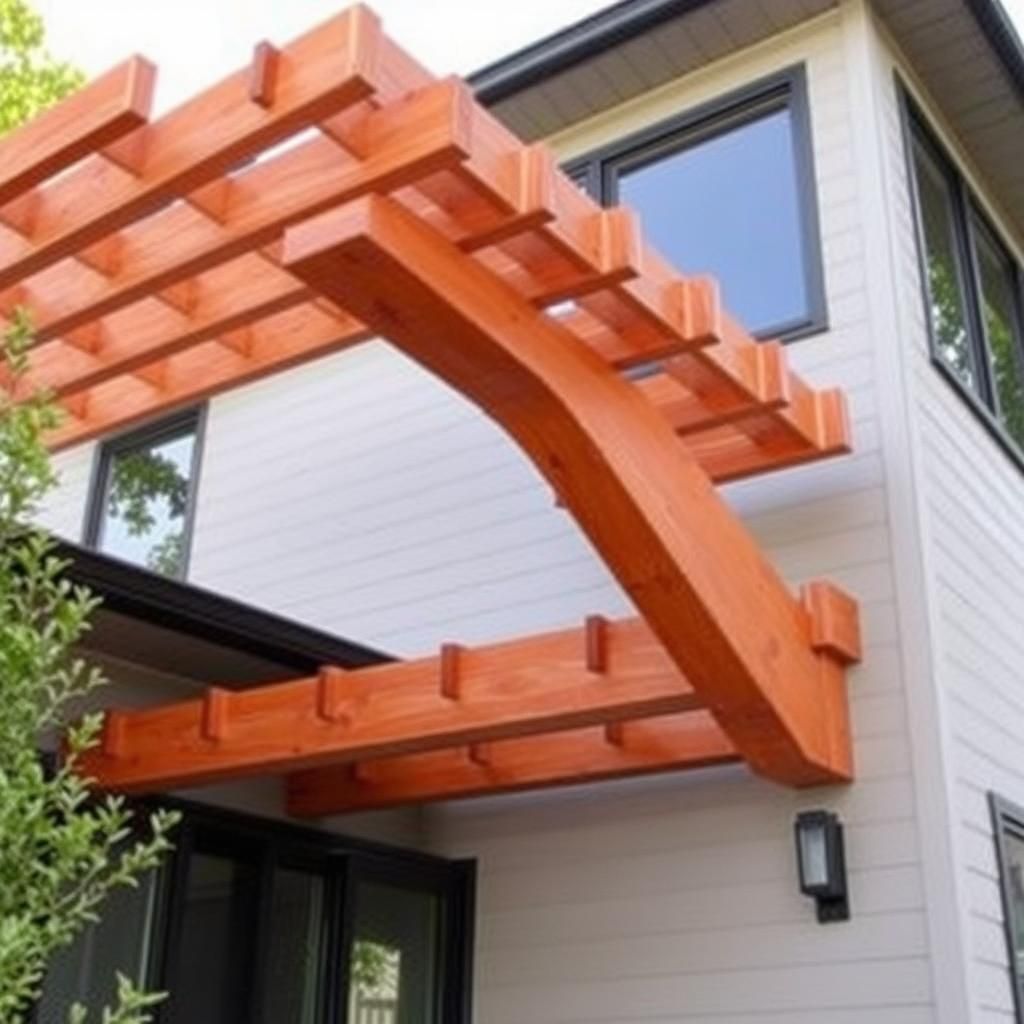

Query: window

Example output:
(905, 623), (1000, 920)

(85, 409), (204, 579)
(566, 66), (826, 341)
(991, 794), (1024, 1020)
(903, 90), (1024, 464)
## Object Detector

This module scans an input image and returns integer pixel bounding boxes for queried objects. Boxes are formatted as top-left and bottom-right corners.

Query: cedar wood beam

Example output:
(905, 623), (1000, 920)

(282, 194), (855, 786)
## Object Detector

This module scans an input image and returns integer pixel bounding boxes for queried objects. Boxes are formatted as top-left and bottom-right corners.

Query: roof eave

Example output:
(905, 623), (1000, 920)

(470, 0), (1024, 111)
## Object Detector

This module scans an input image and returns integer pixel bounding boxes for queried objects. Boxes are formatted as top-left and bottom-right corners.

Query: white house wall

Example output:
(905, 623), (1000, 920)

(876, 11), (1024, 1023)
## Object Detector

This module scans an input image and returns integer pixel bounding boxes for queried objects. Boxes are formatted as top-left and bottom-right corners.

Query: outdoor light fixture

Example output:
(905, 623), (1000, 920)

(794, 810), (849, 923)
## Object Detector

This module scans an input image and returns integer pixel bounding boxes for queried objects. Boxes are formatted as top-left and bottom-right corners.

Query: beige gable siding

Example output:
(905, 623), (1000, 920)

(876, 12), (1024, 1024)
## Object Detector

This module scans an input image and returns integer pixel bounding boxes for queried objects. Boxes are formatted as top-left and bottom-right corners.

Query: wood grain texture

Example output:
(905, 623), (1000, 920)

(0, 6), (386, 291)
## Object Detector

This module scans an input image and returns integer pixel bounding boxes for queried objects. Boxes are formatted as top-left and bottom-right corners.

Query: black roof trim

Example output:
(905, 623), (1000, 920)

(469, 0), (708, 104)
(470, 0), (1024, 111)
(56, 540), (391, 672)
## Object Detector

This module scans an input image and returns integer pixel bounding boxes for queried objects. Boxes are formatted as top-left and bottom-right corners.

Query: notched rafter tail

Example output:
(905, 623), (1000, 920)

(316, 666), (348, 724)
(201, 686), (231, 742)
(585, 613), (609, 674)
(439, 641), (463, 700)
(249, 41), (281, 109)
(101, 709), (127, 758)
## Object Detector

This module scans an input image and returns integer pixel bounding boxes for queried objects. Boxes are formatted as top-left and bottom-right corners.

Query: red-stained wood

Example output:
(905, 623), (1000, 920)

(201, 687), (232, 742)
(0, 7), (391, 292)
(316, 666), (348, 723)
(286, 711), (739, 816)
(16, 79), (469, 347)
(249, 42), (281, 108)
(801, 581), (862, 665)
(282, 194), (854, 785)
(76, 616), (702, 793)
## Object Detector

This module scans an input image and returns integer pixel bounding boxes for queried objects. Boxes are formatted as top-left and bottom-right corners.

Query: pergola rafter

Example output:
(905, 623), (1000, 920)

(0, 5), (864, 810)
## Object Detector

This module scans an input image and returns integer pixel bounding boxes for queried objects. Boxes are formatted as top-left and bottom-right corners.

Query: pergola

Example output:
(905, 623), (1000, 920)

(3, 5), (862, 814)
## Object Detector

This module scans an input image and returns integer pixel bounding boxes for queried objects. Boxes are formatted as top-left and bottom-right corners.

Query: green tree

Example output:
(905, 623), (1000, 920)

(0, 314), (179, 1023)
(0, 0), (83, 135)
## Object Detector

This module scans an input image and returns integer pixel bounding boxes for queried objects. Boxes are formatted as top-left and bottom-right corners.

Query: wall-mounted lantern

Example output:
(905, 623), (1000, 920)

(794, 810), (849, 923)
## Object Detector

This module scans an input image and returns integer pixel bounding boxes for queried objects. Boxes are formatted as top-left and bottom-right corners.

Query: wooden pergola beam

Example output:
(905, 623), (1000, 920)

(10, 78), (465, 348)
(0, 56), (155, 209)
(78, 617), (701, 793)
(286, 711), (739, 816)
(0, 6), (395, 292)
(282, 194), (855, 785)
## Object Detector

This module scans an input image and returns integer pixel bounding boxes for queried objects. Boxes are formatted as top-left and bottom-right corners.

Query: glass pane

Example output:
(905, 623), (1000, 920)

(1005, 831), (1024, 995)
(616, 106), (810, 334)
(911, 136), (976, 390)
(262, 868), (325, 1024)
(36, 871), (156, 1023)
(348, 880), (441, 1024)
(974, 219), (1024, 446)
(165, 852), (260, 1024)
(98, 423), (197, 577)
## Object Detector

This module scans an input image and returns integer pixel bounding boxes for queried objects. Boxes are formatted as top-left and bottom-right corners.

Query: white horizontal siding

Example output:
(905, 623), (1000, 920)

(879, 9), (1024, 1022)
(35, 441), (95, 542)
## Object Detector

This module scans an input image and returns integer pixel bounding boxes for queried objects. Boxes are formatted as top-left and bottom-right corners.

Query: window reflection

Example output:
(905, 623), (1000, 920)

(911, 136), (975, 391)
(615, 105), (811, 335)
(348, 880), (440, 1024)
(974, 218), (1024, 447)
(93, 415), (199, 578)
(1005, 831), (1024, 1002)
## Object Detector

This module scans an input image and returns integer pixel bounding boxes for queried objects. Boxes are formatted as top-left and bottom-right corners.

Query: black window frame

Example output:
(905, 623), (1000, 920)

(83, 407), (207, 580)
(564, 64), (828, 343)
(900, 81), (1024, 473)
(990, 792), (1024, 1023)
(116, 798), (475, 1024)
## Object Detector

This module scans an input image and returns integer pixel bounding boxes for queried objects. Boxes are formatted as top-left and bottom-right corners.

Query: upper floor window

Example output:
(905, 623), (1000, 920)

(567, 66), (826, 342)
(85, 409), (204, 578)
(904, 92), (1024, 458)
(991, 794), (1024, 1020)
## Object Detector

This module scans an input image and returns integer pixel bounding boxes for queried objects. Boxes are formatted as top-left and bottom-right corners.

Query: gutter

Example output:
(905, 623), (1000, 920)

(56, 540), (392, 672)
(469, 0), (710, 104)
(470, 0), (1024, 110)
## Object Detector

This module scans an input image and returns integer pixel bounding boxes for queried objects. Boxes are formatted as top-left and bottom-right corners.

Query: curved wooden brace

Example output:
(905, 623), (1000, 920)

(282, 194), (857, 786)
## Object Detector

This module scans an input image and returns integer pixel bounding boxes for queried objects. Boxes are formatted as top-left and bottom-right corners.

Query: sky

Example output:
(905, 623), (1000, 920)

(27, 0), (1024, 115)
(32, 0), (611, 113)
(29, 0), (1024, 115)
(29, 0), (1024, 116)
